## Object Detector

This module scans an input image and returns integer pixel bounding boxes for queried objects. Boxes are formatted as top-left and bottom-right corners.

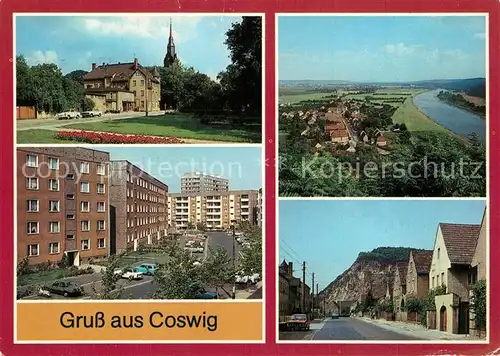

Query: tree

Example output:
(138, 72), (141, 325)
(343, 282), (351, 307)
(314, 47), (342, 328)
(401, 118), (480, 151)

(187, 221), (195, 230)
(219, 16), (262, 116)
(200, 246), (234, 295)
(91, 255), (123, 299)
(471, 279), (486, 330)
(196, 221), (207, 232)
(237, 223), (262, 276)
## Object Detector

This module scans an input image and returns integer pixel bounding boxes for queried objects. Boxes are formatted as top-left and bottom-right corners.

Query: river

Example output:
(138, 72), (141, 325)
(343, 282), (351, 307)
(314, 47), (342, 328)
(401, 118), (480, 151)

(413, 89), (486, 141)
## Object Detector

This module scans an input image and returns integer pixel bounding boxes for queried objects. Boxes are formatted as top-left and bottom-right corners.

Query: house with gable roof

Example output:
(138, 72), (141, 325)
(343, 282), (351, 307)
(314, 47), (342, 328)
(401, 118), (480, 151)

(406, 250), (433, 299)
(430, 222), (481, 334)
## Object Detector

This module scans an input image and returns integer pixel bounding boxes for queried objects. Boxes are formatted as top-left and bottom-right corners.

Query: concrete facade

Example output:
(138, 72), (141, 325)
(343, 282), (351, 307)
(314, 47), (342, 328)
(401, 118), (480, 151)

(180, 172), (229, 194)
(17, 147), (110, 266)
(109, 161), (169, 253)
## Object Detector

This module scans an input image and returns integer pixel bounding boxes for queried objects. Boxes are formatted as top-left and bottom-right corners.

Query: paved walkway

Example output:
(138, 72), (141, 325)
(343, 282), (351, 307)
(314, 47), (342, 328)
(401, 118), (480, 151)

(235, 281), (263, 299)
(355, 317), (481, 340)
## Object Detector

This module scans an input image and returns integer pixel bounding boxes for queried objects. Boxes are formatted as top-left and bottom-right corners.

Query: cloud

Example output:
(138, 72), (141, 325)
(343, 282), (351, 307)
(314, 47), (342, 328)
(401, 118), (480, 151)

(26, 50), (58, 65)
(383, 43), (422, 56)
(81, 16), (203, 44)
(474, 32), (486, 40)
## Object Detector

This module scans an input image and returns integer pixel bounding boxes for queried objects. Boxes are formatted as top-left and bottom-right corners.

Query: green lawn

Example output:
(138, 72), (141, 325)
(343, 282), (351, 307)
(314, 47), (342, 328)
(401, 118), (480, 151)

(391, 97), (449, 133)
(18, 269), (66, 286)
(279, 92), (334, 104)
(64, 114), (261, 143)
(17, 130), (76, 144)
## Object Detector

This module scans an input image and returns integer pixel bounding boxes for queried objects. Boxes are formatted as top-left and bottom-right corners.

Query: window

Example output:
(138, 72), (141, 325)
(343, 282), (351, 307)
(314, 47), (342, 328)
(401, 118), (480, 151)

(97, 201), (105, 212)
(80, 201), (90, 212)
(80, 162), (89, 174)
(66, 234), (75, 239)
(133, 80), (137, 86)
(66, 194), (75, 200)
(49, 221), (60, 233)
(437, 248), (440, 259)
(97, 164), (105, 175)
(48, 157), (59, 170)
(97, 238), (105, 249)
(141, 100), (145, 107)
(80, 182), (90, 193)
(97, 220), (106, 231)
(26, 154), (38, 167)
(26, 199), (39, 212)
(27, 221), (39, 234)
(141, 90), (144, 97)
(441, 272), (444, 285)
(432, 276), (435, 288)
(66, 214), (75, 220)
(141, 80), (145, 86)
(49, 200), (60, 212)
(97, 183), (105, 194)
(26, 177), (39, 190)
(81, 239), (90, 250)
(48, 179), (59, 191)
(49, 242), (60, 254)
(81, 220), (90, 231)
(66, 174), (74, 180)
(28, 244), (39, 257)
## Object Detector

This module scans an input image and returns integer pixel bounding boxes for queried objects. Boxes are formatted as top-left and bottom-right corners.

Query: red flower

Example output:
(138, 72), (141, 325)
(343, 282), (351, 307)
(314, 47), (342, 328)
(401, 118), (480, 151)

(55, 131), (184, 144)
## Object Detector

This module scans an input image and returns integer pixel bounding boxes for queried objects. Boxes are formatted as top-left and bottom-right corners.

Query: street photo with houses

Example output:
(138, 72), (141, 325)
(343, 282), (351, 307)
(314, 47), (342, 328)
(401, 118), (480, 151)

(17, 146), (263, 300)
(278, 200), (487, 341)
(278, 15), (486, 197)
(15, 14), (262, 144)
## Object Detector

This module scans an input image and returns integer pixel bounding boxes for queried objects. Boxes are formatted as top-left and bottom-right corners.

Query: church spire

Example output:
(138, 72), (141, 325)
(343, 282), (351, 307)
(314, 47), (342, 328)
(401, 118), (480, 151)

(164, 17), (177, 67)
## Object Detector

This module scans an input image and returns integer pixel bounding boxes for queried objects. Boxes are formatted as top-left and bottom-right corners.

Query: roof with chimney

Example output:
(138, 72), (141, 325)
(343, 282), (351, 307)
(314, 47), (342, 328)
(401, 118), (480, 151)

(83, 60), (160, 83)
(411, 250), (433, 275)
(439, 223), (481, 265)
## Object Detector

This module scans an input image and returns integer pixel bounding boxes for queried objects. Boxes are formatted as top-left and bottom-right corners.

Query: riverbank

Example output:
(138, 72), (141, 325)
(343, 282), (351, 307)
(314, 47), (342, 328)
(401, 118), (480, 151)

(436, 92), (486, 119)
(391, 95), (450, 133)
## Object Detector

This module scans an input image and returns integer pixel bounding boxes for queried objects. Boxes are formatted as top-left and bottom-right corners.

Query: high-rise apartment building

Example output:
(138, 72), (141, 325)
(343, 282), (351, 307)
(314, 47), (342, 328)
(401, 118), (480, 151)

(109, 161), (169, 253)
(257, 188), (263, 227)
(180, 172), (229, 194)
(17, 147), (110, 266)
(167, 190), (259, 230)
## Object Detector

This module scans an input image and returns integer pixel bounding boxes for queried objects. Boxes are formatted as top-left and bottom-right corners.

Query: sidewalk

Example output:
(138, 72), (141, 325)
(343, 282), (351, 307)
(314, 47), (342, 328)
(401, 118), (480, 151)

(235, 281), (263, 299)
(355, 316), (482, 340)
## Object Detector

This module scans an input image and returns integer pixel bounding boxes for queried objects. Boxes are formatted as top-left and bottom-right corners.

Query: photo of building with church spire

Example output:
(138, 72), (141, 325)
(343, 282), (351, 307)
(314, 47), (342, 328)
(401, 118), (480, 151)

(15, 14), (263, 144)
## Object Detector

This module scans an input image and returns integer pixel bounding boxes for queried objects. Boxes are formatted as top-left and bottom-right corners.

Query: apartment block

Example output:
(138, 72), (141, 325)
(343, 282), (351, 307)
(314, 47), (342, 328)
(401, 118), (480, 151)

(257, 188), (263, 227)
(167, 190), (259, 230)
(109, 161), (169, 253)
(180, 172), (229, 194)
(17, 147), (110, 266)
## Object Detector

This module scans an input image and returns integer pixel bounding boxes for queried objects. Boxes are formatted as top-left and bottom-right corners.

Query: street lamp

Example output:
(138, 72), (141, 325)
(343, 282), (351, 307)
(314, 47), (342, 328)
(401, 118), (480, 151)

(231, 223), (236, 299)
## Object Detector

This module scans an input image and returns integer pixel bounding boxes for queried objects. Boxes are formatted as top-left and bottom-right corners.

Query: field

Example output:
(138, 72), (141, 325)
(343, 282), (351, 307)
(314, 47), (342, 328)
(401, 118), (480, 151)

(343, 88), (425, 108)
(458, 92), (486, 106)
(391, 96), (449, 133)
(279, 91), (334, 105)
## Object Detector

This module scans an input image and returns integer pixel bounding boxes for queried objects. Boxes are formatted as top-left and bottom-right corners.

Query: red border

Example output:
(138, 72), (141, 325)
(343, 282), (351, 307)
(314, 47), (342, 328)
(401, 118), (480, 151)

(1, 0), (498, 355)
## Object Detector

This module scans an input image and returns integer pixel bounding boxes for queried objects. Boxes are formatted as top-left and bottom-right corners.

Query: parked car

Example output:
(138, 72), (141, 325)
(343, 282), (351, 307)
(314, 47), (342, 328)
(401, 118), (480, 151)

(81, 110), (103, 118)
(331, 313), (339, 319)
(55, 110), (82, 120)
(136, 263), (157, 276)
(114, 267), (143, 280)
(195, 288), (217, 299)
(289, 314), (310, 331)
(41, 280), (83, 297)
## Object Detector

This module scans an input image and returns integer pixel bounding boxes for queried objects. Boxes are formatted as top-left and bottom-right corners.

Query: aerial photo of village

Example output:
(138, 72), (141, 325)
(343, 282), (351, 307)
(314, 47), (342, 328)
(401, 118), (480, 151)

(278, 15), (487, 197)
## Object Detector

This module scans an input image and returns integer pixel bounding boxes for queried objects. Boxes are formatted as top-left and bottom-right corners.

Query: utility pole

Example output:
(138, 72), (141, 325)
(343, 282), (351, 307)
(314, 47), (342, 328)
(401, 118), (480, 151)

(316, 283), (319, 315)
(301, 261), (306, 314)
(311, 272), (315, 318)
(231, 224), (236, 299)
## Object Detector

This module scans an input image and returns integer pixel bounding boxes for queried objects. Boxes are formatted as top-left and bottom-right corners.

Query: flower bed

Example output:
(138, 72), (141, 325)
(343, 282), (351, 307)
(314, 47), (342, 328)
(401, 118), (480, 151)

(55, 130), (184, 144)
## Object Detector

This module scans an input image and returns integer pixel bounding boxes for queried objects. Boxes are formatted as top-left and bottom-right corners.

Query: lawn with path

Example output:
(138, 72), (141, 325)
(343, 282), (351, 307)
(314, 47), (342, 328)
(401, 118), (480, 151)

(64, 114), (261, 143)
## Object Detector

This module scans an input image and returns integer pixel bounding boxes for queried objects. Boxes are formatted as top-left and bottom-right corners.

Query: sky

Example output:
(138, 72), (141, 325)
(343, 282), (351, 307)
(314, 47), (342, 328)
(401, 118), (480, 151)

(94, 146), (262, 193)
(15, 15), (243, 78)
(278, 16), (487, 82)
(279, 199), (486, 291)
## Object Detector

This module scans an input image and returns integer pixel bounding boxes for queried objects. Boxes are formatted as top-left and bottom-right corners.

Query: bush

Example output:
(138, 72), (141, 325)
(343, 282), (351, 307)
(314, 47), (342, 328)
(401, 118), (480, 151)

(471, 279), (486, 329)
(17, 257), (31, 277)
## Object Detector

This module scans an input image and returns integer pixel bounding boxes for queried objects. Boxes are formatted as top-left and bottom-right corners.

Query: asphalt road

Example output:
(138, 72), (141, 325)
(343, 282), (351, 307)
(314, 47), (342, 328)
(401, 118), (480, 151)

(313, 318), (422, 340)
(206, 231), (242, 261)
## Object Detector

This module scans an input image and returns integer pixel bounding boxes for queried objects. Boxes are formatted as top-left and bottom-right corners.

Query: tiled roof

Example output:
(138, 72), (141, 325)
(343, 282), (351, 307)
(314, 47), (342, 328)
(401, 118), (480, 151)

(397, 262), (408, 285)
(411, 250), (433, 274)
(440, 223), (481, 265)
(84, 61), (156, 81)
(325, 123), (345, 131)
(330, 129), (349, 138)
(376, 135), (387, 142)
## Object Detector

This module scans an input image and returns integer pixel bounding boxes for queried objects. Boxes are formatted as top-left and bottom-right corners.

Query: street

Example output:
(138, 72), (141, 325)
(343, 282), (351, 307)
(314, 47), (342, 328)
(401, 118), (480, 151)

(16, 111), (164, 131)
(206, 231), (241, 261)
(280, 317), (422, 341)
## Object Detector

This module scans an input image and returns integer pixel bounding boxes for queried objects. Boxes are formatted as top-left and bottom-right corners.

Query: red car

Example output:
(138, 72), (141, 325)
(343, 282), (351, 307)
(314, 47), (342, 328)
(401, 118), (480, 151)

(289, 314), (310, 331)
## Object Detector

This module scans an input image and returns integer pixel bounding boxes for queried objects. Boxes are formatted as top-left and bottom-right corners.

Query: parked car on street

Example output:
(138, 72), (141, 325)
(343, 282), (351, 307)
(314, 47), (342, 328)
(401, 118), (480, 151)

(55, 110), (82, 120)
(81, 110), (103, 118)
(288, 314), (310, 331)
(41, 280), (83, 297)
(136, 263), (157, 276)
(195, 288), (218, 299)
(331, 313), (339, 319)
(114, 267), (144, 280)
